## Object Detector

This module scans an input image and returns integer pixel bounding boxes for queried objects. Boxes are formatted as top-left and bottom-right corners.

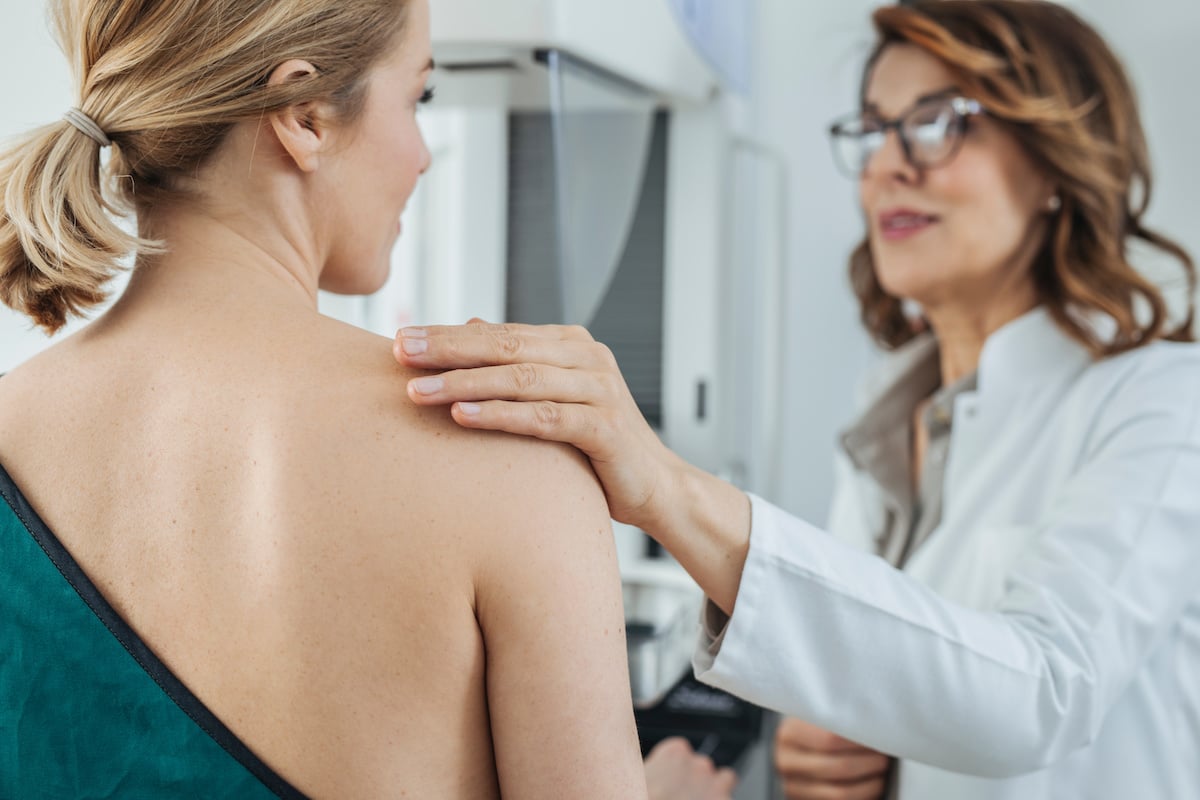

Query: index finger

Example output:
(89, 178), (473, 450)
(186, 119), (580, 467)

(399, 320), (594, 343)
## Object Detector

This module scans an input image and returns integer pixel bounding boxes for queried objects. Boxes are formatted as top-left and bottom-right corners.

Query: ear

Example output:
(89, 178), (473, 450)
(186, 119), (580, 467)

(266, 59), (330, 173)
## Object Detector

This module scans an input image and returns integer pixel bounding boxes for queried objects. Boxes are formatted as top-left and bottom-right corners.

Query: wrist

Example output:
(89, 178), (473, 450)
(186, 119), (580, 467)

(629, 444), (690, 536)
(649, 459), (752, 615)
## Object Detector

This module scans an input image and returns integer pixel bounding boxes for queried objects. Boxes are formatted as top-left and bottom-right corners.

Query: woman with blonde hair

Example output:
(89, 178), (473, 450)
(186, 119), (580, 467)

(0, 1), (655, 797)
(396, 1), (1200, 797)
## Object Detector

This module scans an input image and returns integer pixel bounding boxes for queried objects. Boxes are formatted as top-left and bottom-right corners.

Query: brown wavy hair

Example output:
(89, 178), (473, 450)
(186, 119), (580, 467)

(0, 0), (411, 334)
(850, 0), (1196, 356)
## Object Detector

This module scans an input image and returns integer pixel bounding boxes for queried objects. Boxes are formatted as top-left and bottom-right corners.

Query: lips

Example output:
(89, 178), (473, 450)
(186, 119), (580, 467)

(878, 208), (939, 241)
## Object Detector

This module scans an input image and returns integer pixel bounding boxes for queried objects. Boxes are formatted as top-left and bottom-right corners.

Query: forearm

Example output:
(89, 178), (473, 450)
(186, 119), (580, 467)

(645, 458), (752, 616)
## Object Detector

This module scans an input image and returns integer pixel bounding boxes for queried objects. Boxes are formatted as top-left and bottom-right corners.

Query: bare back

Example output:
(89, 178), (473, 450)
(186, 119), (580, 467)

(0, 294), (645, 798)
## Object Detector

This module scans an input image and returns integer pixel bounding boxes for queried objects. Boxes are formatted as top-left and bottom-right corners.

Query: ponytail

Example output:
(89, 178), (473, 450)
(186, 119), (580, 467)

(0, 119), (150, 334)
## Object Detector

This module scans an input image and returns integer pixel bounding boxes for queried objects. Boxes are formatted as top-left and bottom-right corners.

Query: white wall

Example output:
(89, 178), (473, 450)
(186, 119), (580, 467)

(748, 0), (878, 521)
(0, 7), (72, 132)
(1086, 0), (1200, 304)
(0, 2), (82, 370)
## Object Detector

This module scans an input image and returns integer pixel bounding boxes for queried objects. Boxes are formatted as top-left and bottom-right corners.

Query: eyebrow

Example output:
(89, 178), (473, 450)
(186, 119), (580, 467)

(862, 85), (959, 115)
(422, 58), (436, 73)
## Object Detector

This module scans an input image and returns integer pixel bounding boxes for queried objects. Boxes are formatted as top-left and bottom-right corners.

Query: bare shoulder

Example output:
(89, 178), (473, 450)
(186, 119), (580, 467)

(309, 320), (644, 796)
(1, 309), (610, 541)
(308, 314), (600, 472)
(289, 314), (613, 553)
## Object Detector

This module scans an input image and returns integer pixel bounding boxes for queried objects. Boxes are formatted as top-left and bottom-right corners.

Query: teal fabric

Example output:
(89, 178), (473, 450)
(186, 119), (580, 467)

(0, 472), (296, 799)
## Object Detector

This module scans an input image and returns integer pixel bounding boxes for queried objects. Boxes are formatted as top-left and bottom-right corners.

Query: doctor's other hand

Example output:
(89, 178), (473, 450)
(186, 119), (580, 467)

(645, 737), (738, 800)
(774, 718), (890, 800)
(394, 321), (685, 530)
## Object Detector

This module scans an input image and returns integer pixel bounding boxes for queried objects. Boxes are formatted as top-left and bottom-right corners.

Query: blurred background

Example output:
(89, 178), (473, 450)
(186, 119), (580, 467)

(2, 2), (1197, 795)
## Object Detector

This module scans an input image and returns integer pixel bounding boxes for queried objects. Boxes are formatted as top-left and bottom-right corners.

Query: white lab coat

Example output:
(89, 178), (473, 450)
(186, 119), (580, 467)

(693, 308), (1200, 799)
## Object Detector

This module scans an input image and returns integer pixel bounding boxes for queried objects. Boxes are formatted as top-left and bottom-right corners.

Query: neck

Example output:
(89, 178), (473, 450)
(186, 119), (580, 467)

(925, 290), (1039, 387)
(111, 178), (329, 329)
(140, 205), (321, 304)
(112, 124), (329, 322)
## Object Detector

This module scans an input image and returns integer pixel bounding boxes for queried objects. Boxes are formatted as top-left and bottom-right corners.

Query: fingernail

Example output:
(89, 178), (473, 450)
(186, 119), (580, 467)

(401, 327), (427, 338)
(401, 337), (428, 356)
(410, 377), (444, 396)
(456, 402), (482, 416)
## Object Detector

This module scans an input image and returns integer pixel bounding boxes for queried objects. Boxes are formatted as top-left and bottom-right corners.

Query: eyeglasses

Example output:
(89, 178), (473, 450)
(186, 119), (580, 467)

(828, 96), (984, 179)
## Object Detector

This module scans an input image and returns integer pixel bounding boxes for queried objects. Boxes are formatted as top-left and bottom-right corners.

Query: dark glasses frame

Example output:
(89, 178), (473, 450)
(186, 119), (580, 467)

(827, 95), (985, 178)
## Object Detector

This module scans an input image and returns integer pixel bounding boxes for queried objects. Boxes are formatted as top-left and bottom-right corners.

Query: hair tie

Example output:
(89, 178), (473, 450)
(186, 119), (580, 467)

(63, 108), (111, 147)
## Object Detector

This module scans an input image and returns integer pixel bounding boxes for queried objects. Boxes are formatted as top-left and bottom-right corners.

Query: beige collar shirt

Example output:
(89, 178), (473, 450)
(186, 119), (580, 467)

(839, 335), (977, 568)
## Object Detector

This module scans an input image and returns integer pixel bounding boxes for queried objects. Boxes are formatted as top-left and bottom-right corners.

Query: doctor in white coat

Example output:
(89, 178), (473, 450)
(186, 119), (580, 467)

(393, 1), (1200, 798)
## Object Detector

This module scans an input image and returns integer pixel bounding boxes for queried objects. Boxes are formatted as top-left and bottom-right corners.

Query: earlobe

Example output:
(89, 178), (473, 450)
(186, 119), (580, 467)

(266, 59), (325, 173)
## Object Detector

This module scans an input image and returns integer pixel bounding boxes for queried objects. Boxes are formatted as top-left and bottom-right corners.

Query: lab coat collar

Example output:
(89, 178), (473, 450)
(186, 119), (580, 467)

(975, 305), (1095, 398)
(840, 305), (1093, 467)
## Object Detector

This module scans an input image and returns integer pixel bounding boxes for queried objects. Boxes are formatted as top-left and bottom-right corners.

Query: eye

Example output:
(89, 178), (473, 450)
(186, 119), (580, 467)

(858, 116), (884, 135)
(419, 86), (436, 105)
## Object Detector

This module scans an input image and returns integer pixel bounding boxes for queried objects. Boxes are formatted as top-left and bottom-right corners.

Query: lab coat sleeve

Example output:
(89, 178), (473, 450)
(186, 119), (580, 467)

(694, 358), (1200, 778)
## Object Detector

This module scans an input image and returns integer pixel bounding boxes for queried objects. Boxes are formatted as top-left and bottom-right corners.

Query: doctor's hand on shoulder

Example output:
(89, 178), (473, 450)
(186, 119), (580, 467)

(395, 320), (686, 531)
(774, 718), (890, 800)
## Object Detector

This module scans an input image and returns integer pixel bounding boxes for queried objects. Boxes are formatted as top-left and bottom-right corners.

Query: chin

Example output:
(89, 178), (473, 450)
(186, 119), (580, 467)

(320, 259), (392, 297)
(875, 261), (936, 301)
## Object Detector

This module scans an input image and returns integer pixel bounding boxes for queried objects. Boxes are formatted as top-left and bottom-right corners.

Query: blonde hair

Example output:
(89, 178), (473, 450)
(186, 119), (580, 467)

(0, 0), (411, 333)
(850, 0), (1195, 356)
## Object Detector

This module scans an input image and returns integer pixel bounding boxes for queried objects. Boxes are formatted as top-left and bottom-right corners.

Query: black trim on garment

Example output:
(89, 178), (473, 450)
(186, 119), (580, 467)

(0, 461), (309, 800)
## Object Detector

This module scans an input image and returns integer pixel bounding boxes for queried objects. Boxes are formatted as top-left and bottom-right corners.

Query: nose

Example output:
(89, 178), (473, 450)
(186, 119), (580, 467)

(418, 131), (433, 175)
(862, 128), (917, 185)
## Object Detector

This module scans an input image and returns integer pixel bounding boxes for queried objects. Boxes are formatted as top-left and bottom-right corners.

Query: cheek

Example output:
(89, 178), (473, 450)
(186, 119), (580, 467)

(387, 120), (424, 169)
(934, 166), (1035, 265)
(358, 118), (419, 176)
(349, 129), (421, 227)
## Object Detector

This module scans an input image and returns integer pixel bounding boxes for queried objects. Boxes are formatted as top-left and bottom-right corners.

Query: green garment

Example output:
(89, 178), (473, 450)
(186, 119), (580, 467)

(0, 463), (305, 799)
